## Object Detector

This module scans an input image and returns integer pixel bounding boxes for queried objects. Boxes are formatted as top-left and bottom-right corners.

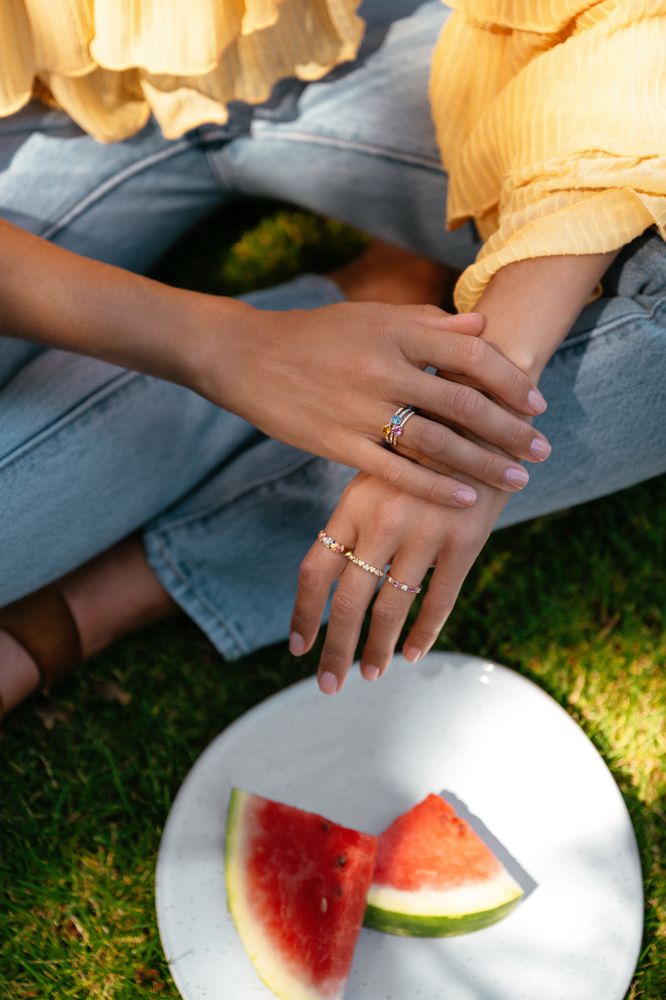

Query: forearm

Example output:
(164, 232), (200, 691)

(0, 220), (250, 388)
(474, 252), (619, 381)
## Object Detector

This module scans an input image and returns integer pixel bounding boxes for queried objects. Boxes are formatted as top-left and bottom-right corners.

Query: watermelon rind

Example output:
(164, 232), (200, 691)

(225, 788), (348, 1000)
(364, 869), (523, 937)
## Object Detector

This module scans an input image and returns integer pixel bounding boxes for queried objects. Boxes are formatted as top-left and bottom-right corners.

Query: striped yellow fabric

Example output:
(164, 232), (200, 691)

(0, 0), (364, 141)
(1, 2), (664, 310)
(431, 0), (666, 310)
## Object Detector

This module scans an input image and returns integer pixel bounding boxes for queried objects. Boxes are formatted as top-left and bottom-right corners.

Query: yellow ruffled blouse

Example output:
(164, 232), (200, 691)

(1, 0), (665, 310)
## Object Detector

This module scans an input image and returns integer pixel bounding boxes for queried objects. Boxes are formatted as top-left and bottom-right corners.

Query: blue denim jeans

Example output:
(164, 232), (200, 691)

(0, 0), (664, 658)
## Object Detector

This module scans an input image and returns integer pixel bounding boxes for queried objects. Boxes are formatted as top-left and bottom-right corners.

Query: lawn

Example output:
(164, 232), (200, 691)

(1, 204), (664, 999)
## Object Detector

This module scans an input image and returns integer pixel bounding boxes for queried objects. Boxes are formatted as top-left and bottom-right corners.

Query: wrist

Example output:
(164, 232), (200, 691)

(183, 290), (262, 410)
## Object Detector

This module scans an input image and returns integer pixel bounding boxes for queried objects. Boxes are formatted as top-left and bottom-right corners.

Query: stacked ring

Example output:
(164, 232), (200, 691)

(345, 552), (385, 578)
(382, 405), (417, 447)
(317, 530), (385, 580)
(317, 530), (348, 555)
(386, 574), (422, 594)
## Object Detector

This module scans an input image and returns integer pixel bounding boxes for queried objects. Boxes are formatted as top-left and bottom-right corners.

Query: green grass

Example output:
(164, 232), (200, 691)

(1, 204), (664, 999)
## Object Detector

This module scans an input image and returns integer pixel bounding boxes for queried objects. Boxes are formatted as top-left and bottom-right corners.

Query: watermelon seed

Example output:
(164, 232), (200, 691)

(321, 897), (328, 913)
(321, 822), (331, 832)
(334, 885), (344, 898)
(335, 855), (347, 867)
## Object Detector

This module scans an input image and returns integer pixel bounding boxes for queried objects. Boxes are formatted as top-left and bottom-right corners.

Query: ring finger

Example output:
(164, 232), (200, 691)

(359, 549), (432, 680)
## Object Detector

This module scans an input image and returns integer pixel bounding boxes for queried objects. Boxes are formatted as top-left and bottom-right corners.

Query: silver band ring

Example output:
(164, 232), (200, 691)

(386, 573), (422, 594)
(382, 405), (417, 447)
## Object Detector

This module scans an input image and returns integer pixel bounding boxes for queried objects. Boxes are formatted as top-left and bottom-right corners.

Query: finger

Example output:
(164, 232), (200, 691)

(389, 303), (486, 337)
(290, 514), (357, 659)
(402, 543), (476, 662)
(317, 536), (395, 695)
(407, 327), (547, 416)
(359, 439), (479, 508)
(359, 549), (432, 680)
(403, 373), (552, 463)
(398, 414), (530, 492)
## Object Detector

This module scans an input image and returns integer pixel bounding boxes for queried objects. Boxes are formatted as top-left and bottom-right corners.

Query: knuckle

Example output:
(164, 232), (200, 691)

(357, 353), (386, 384)
(479, 450), (501, 484)
(298, 555), (321, 590)
(415, 420), (445, 456)
(380, 458), (406, 490)
(459, 335), (488, 368)
(319, 648), (350, 672)
(331, 588), (361, 625)
(452, 384), (482, 420)
(373, 499), (405, 538)
(507, 364), (526, 398)
(416, 303), (444, 322)
(371, 599), (402, 629)
(425, 474), (450, 506)
(507, 417), (530, 452)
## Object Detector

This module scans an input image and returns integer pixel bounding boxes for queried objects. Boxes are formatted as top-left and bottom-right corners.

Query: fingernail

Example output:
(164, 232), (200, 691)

(362, 664), (380, 681)
(404, 645), (422, 663)
(289, 631), (305, 656)
(527, 388), (547, 414)
(454, 488), (477, 507)
(318, 671), (339, 695)
(504, 466), (529, 489)
(530, 437), (552, 460)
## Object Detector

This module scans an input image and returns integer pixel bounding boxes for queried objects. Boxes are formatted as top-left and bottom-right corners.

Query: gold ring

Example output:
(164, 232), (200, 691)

(317, 530), (349, 555)
(385, 573), (422, 594)
(345, 551), (385, 578)
(382, 405), (417, 447)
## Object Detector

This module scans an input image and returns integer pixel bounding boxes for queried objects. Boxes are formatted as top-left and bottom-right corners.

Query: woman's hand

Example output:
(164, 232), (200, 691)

(289, 470), (510, 692)
(199, 298), (550, 507)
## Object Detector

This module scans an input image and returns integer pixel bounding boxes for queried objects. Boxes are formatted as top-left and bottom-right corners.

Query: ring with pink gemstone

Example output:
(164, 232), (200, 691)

(381, 405), (417, 447)
(317, 530), (350, 556)
(385, 573), (422, 595)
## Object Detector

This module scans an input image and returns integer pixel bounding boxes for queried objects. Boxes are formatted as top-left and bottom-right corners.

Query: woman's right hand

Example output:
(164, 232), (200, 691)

(198, 298), (550, 507)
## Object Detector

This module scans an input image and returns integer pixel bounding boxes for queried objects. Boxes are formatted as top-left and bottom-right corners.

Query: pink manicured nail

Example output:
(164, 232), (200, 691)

(362, 665), (380, 681)
(530, 437), (552, 460)
(289, 631), (305, 656)
(319, 671), (339, 695)
(404, 645), (422, 663)
(527, 388), (547, 414)
(454, 488), (477, 507)
(504, 467), (529, 489)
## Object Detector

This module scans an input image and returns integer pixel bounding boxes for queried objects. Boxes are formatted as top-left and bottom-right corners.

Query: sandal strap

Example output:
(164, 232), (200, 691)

(0, 584), (82, 693)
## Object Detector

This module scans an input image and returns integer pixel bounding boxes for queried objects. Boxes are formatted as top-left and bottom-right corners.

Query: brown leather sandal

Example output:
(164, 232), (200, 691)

(0, 584), (82, 718)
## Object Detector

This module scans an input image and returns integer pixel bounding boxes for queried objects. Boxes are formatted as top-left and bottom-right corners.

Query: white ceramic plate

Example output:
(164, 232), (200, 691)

(156, 653), (643, 1000)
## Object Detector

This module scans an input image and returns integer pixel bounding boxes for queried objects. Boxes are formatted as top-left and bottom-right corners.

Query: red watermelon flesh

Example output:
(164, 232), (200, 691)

(365, 794), (523, 936)
(225, 789), (377, 999)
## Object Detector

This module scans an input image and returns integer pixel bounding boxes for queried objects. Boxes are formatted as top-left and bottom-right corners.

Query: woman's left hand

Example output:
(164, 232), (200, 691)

(289, 469), (512, 693)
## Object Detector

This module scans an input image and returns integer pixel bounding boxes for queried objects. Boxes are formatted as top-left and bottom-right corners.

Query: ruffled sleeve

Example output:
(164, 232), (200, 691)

(430, 0), (666, 312)
(0, 0), (364, 142)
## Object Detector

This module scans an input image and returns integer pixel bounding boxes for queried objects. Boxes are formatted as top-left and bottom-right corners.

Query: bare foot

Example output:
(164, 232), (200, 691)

(0, 536), (177, 715)
(330, 239), (460, 310)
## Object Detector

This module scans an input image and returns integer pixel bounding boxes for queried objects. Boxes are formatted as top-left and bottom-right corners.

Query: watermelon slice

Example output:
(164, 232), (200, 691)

(364, 793), (523, 937)
(225, 789), (377, 999)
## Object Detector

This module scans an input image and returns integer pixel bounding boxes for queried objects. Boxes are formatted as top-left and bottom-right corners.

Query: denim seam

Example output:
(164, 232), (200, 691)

(147, 451), (321, 533)
(146, 530), (247, 657)
(40, 138), (194, 241)
(0, 369), (140, 472)
(554, 294), (666, 356)
(198, 135), (237, 194)
(248, 127), (444, 172)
